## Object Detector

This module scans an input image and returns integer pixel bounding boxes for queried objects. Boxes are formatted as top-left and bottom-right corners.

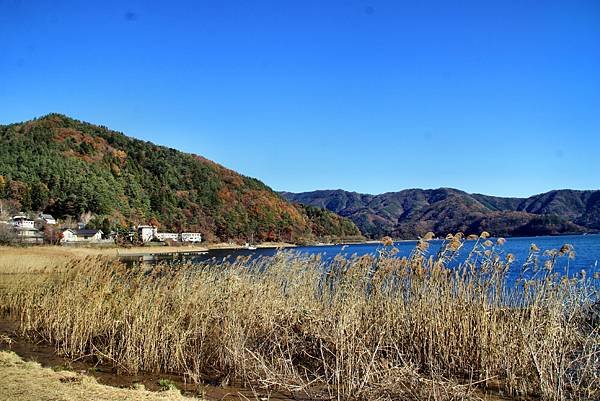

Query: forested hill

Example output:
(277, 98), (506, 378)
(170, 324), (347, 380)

(0, 114), (360, 243)
(281, 188), (600, 239)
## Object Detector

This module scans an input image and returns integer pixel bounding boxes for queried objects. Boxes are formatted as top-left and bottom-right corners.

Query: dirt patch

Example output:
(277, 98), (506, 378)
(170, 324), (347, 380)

(0, 350), (197, 401)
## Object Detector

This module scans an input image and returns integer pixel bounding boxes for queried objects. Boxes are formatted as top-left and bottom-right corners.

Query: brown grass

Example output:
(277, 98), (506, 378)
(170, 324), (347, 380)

(0, 350), (200, 401)
(0, 243), (293, 274)
(0, 245), (209, 274)
(0, 236), (598, 400)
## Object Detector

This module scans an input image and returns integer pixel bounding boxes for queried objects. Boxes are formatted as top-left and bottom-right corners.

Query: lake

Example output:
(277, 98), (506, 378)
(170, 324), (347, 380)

(127, 234), (600, 282)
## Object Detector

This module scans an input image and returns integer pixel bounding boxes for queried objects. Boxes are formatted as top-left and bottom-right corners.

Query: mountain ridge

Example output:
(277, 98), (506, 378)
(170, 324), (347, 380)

(281, 188), (600, 239)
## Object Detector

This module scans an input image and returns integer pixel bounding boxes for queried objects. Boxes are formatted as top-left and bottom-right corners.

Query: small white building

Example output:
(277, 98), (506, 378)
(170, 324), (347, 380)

(181, 232), (202, 243)
(61, 229), (104, 243)
(38, 213), (57, 225)
(137, 225), (157, 243)
(156, 232), (179, 242)
(15, 227), (44, 244)
(10, 215), (35, 229)
(1, 219), (43, 244)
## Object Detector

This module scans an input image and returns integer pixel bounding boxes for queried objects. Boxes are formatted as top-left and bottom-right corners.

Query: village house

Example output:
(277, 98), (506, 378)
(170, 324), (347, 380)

(155, 232), (179, 242)
(137, 225), (157, 243)
(155, 232), (202, 242)
(14, 227), (44, 244)
(37, 213), (57, 225)
(10, 214), (35, 229)
(181, 232), (202, 243)
(135, 225), (202, 244)
(61, 229), (104, 243)
(8, 215), (43, 244)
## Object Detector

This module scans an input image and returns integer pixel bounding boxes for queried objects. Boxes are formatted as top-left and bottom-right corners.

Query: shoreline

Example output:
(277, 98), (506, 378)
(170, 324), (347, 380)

(1, 232), (597, 261)
(114, 241), (298, 256)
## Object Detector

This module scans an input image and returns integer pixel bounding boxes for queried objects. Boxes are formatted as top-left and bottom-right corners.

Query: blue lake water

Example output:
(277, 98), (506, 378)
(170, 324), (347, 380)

(138, 234), (600, 283)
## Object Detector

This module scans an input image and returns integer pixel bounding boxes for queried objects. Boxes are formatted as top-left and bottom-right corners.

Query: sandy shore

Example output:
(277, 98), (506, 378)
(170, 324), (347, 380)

(205, 241), (296, 250)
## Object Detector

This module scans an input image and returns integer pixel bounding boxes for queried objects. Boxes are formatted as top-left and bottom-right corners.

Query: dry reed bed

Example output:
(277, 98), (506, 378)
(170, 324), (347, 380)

(0, 234), (598, 401)
(0, 245), (210, 274)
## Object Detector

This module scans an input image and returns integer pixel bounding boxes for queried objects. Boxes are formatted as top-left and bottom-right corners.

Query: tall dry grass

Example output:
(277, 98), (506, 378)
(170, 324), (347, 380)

(0, 245), (210, 273)
(0, 234), (598, 400)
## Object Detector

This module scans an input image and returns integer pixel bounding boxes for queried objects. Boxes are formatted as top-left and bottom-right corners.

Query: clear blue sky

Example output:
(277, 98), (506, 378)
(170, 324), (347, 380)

(1, 1), (599, 197)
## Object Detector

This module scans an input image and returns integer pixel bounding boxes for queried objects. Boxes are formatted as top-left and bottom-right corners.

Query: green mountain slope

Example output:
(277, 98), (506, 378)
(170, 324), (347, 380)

(0, 114), (361, 243)
(282, 188), (600, 239)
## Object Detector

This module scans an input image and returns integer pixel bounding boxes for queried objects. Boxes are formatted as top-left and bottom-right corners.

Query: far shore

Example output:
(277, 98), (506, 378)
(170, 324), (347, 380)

(0, 242), (298, 257)
(3, 232), (596, 270)
(0, 244), (287, 273)
(1, 240), (383, 259)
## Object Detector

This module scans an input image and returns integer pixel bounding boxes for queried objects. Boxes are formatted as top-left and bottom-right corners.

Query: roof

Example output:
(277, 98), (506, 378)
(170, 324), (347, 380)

(77, 229), (102, 236)
(64, 229), (103, 236)
(39, 213), (55, 219)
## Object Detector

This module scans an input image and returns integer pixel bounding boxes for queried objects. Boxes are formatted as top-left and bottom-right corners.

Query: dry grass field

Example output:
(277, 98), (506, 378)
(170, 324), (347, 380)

(0, 234), (598, 400)
(0, 243), (294, 274)
(0, 350), (200, 401)
(0, 245), (210, 273)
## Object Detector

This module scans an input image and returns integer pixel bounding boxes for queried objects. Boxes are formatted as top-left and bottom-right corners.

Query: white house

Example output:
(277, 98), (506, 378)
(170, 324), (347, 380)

(137, 225), (157, 243)
(38, 213), (57, 225)
(156, 232), (179, 242)
(61, 229), (77, 243)
(15, 226), (44, 244)
(10, 215), (35, 229)
(181, 232), (202, 243)
(135, 226), (202, 244)
(61, 229), (104, 243)
(1, 218), (43, 244)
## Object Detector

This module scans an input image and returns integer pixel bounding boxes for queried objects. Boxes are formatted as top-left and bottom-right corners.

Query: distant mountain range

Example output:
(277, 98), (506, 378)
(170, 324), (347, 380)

(0, 114), (361, 243)
(281, 188), (600, 239)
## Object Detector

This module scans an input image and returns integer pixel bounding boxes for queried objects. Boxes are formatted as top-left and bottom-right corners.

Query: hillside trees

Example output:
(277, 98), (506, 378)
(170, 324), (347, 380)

(0, 114), (361, 242)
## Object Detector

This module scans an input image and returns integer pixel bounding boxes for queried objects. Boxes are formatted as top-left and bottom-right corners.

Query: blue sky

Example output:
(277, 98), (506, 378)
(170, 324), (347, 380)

(1, 0), (599, 197)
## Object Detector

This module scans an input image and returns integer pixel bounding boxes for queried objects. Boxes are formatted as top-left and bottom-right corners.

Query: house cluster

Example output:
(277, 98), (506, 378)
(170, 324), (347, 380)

(1, 213), (105, 245)
(137, 225), (202, 244)
(1, 213), (56, 244)
(1, 214), (202, 246)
